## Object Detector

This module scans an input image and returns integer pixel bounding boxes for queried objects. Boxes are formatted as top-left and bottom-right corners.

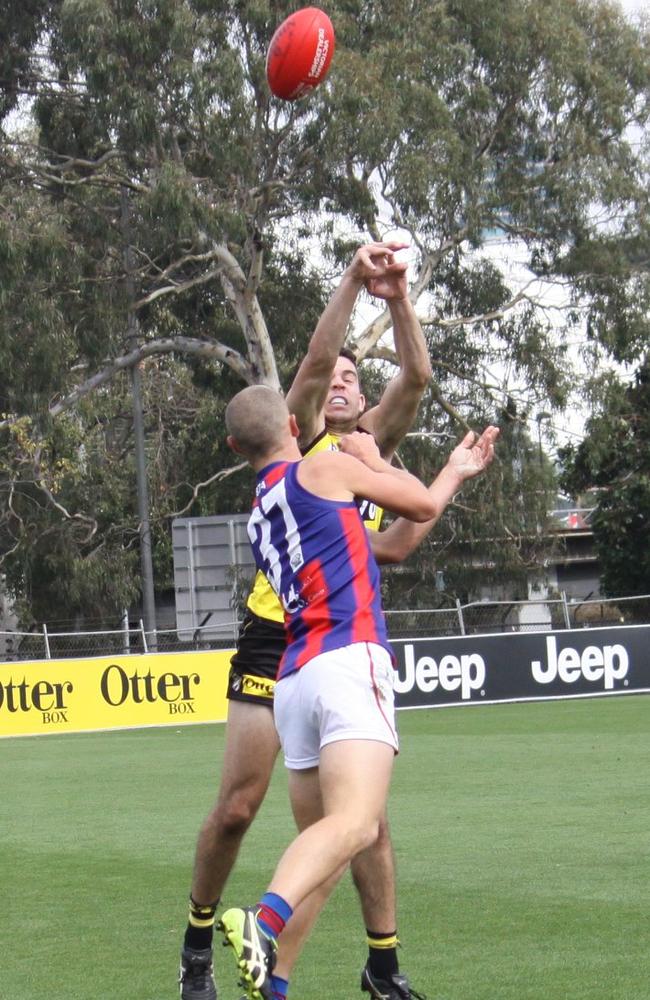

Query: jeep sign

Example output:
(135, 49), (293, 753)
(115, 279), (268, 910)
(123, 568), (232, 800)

(391, 625), (649, 708)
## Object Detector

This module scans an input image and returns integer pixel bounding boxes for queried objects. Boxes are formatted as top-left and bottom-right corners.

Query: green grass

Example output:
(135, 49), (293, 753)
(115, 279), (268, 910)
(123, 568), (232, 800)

(2, 695), (649, 1000)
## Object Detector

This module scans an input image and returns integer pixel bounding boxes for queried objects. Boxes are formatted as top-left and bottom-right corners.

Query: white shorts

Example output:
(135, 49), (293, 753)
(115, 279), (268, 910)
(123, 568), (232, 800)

(273, 642), (399, 770)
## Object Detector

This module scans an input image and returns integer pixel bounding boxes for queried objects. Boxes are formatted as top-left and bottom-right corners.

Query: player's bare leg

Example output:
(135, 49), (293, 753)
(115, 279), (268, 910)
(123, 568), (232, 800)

(273, 781), (426, 1000)
(351, 813), (396, 929)
(351, 818), (425, 999)
(218, 739), (394, 999)
(269, 739), (394, 903)
(271, 762), (348, 982)
(191, 701), (280, 902)
(180, 700), (280, 1000)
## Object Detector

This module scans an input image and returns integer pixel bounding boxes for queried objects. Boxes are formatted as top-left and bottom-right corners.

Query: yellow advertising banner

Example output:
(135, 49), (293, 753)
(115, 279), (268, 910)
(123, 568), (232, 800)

(0, 650), (234, 738)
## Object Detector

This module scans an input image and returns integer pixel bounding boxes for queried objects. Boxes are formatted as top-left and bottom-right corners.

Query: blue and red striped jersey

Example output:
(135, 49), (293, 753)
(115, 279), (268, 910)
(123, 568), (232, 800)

(247, 460), (391, 680)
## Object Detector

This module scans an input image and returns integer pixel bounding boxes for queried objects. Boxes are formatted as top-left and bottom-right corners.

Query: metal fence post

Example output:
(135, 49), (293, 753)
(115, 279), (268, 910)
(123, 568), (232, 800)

(42, 624), (51, 659)
(121, 609), (131, 655)
(139, 619), (149, 654)
(561, 591), (571, 629)
(456, 598), (466, 636)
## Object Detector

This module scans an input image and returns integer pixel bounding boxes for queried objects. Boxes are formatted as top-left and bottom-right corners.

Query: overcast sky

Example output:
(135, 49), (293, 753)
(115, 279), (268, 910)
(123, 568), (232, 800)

(619, 0), (647, 16)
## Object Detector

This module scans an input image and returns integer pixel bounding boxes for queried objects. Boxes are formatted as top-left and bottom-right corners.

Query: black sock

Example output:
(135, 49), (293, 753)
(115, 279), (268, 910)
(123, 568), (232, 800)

(183, 896), (219, 952)
(367, 929), (399, 979)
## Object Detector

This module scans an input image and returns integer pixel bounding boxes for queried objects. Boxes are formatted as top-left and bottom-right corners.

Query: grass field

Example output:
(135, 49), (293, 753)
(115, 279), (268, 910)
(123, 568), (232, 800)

(2, 694), (648, 1000)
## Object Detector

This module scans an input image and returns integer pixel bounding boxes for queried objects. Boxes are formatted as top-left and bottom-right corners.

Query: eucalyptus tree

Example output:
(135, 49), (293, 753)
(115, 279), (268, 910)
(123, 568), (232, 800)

(0, 0), (647, 620)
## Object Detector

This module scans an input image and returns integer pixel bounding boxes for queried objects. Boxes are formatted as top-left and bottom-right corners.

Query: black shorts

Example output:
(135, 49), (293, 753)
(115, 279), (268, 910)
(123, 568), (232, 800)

(227, 610), (286, 706)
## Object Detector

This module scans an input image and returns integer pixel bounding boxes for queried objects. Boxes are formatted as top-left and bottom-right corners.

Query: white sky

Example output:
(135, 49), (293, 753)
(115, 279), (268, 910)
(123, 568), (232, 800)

(620, 0), (646, 13)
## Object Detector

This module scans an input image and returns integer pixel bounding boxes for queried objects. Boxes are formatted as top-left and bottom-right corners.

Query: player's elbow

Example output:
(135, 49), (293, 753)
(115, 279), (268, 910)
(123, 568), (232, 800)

(375, 540), (411, 565)
(373, 540), (399, 565)
(412, 497), (437, 522)
(370, 527), (415, 565)
(406, 359), (432, 393)
(305, 343), (341, 373)
(419, 364), (433, 391)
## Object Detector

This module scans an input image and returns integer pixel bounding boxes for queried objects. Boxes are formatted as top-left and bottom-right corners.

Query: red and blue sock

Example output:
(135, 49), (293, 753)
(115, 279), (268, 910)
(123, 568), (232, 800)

(256, 892), (293, 941)
(270, 974), (289, 1000)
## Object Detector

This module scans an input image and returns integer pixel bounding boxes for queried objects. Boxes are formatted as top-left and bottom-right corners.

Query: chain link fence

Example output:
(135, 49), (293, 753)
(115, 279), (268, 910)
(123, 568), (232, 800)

(385, 593), (649, 639)
(0, 619), (241, 662)
(1, 594), (649, 662)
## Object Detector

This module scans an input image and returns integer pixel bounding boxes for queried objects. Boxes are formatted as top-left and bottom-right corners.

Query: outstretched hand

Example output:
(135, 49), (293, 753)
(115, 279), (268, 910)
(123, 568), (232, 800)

(346, 241), (410, 301)
(447, 426), (500, 481)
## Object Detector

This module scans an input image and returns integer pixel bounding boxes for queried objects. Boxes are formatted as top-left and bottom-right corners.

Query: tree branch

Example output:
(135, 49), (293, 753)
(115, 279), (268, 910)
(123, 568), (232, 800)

(170, 461), (248, 519)
(425, 286), (534, 331)
(0, 338), (253, 429)
(212, 242), (280, 389)
(32, 448), (98, 543)
(134, 266), (222, 309)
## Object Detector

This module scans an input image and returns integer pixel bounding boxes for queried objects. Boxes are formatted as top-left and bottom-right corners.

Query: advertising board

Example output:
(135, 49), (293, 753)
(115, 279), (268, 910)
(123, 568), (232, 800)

(2, 625), (648, 737)
(392, 625), (650, 708)
(0, 650), (231, 738)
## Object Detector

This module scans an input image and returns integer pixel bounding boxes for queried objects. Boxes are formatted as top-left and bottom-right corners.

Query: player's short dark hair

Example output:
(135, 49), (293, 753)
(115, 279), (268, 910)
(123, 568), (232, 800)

(339, 347), (358, 366)
(285, 346), (359, 388)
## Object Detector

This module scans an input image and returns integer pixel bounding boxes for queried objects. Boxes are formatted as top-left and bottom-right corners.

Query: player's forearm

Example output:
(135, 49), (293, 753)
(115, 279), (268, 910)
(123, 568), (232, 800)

(304, 271), (363, 367)
(372, 463), (441, 523)
(359, 450), (419, 483)
(365, 298), (431, 456)
(371, 516), (431, 564)
(388, 296), (432, 389)
(371, 463), (463, 564)
(285, 271), (363, 426)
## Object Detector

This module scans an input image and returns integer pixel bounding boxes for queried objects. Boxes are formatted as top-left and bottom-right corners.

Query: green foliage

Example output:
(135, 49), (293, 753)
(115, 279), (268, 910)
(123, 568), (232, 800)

(560, 357), (650, 597)
(382, 404), (558, 607)
(0, 379), (142, 622)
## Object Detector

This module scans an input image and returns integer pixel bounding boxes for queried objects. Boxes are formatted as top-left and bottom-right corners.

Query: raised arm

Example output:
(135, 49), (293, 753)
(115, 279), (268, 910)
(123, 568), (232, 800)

(358, 275), (432, 460)
(368, 427), (500, 564)
(285, 241), (409, 447)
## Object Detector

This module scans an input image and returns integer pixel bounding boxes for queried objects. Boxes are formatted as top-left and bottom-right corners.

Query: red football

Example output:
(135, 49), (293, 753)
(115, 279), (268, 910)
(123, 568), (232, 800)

(266, 7), (335, 101)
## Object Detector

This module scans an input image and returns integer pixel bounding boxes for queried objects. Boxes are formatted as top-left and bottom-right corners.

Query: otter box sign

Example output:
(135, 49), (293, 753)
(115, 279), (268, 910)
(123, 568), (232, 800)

(3, 625), (649, 737)
(0, 651), (232, 737)
(391, 625), (650, 708)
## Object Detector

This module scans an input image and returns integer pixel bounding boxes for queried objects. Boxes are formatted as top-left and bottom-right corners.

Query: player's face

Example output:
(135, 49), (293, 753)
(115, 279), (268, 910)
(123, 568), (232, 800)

(323, 356), (366, 432)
